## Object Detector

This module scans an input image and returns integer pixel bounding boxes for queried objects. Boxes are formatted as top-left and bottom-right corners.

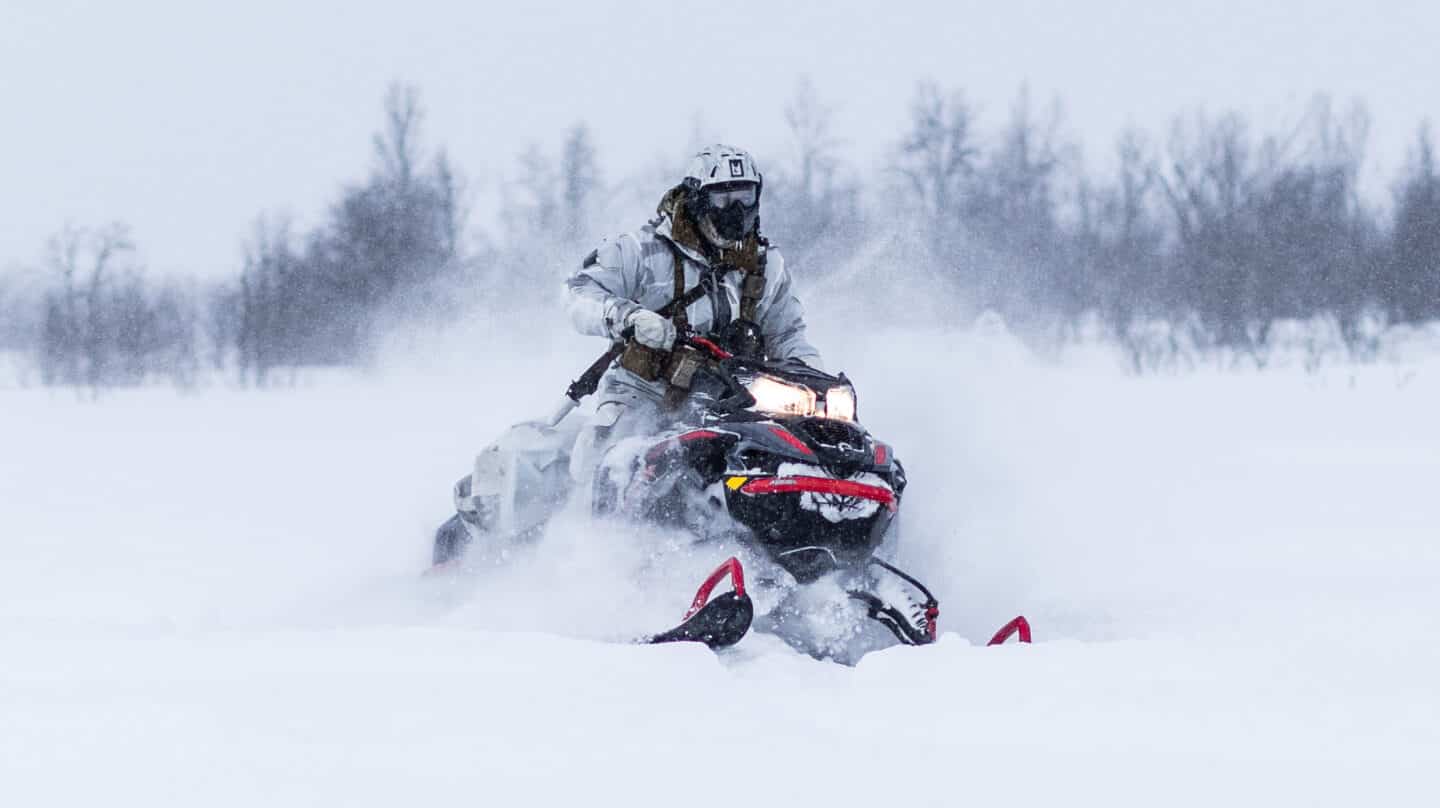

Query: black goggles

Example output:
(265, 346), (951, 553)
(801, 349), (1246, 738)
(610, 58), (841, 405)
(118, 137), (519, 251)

(706, 185), (758, 208)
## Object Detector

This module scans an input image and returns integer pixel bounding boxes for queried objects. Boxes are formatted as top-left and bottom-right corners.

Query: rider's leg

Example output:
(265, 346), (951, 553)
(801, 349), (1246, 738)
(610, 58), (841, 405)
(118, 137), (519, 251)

(568, 381), (664, 485)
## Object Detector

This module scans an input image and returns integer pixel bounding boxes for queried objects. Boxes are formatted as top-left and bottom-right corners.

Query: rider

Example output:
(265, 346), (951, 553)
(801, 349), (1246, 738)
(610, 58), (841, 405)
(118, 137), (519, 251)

(438, 144), (822, 562)
(562, 143), (822, 476)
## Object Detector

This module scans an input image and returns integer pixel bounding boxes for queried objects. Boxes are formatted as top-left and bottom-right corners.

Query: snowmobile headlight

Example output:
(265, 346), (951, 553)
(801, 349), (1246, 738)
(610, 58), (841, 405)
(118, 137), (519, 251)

(824, 385), (856, 422)
(745, 374), (818, 417)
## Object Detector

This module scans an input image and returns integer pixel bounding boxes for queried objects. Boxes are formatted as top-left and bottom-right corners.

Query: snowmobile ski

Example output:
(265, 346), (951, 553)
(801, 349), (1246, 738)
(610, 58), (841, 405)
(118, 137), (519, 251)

(986, 615), (1032, 645)
(643, 557), (753, 649)
(847, 558), (939, 646)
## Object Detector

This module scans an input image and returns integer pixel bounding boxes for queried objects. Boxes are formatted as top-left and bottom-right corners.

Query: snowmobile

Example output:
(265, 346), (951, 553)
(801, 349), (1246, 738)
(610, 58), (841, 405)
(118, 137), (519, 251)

(431, 314), (1030, 661)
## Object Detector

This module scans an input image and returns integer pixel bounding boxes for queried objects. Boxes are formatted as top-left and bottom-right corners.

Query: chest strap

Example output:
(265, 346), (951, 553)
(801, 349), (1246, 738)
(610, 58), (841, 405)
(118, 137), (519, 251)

(663, 234), (768, 340)
(671, 249), (688, 334)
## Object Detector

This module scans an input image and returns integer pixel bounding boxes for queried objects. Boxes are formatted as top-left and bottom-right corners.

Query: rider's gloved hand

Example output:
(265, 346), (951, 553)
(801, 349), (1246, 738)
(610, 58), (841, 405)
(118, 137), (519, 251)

(624, 309), (676, 351)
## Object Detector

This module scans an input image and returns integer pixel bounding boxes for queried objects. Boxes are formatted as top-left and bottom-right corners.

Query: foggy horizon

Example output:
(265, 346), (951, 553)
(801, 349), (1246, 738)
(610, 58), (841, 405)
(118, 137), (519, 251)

(5, 0), (1438, 275)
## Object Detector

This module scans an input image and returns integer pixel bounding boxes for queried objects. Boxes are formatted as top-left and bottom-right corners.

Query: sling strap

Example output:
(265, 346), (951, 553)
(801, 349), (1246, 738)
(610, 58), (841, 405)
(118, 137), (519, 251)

(671, 248), (688, 334)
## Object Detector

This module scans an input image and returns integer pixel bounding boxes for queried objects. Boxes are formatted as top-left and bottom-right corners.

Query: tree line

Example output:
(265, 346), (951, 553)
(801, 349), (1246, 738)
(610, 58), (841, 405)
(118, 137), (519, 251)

(785, 84), (1438, 368)
(2, 79), (1437, 390)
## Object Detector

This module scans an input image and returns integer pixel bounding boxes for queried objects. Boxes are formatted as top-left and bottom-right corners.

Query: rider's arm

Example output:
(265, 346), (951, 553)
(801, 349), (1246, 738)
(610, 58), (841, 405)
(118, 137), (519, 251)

(758, 251), (824, 369)
(564, 236), (644, 339)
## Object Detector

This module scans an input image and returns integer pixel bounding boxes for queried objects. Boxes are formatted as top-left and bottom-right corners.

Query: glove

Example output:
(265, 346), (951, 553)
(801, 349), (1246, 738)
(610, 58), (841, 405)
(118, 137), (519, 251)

(624, 309), (676, 351)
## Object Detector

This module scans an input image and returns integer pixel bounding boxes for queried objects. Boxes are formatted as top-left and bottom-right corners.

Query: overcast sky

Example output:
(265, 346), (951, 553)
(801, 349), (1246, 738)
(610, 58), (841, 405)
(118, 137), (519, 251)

(3, 0), (1437, 276)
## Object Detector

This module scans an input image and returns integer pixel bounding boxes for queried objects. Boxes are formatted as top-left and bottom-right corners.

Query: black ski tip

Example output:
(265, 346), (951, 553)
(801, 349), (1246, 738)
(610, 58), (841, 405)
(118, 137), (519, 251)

(646, 591), (754, 649)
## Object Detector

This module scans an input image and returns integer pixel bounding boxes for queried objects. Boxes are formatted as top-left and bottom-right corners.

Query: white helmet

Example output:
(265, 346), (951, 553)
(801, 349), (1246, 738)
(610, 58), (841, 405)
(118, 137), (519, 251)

(681, 144), (762, 248)
(684, 143), (762, 188)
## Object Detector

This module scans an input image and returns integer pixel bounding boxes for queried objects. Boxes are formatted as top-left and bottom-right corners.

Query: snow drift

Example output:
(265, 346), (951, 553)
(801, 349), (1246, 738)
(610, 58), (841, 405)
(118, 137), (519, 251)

(3, 316), (1438, 806)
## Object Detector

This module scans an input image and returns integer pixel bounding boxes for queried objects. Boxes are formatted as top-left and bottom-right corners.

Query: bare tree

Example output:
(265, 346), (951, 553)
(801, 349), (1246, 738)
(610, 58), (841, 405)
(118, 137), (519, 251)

(39, 225), (86, 385)
(32, 222), (204, 391)
(768, 77), (862, 270)
(82, 224), (136, 390)
(374, 82), (422, 191)
(1388, 122), (1440, 323)
(891, 81), (980, 242)
(37, 223), (138, 392)
(433, 148), (468, 263)
(203, 280), (241, 373)
(968, 85), (1072, 315)
(559, 123), (601, 247)
(972, 85), (1067, 239)
(1074, 128), (1164, 330)
(237, 215), (299, 386)
(505, 143), (559, 241)
(1156, 110), (1265, 349)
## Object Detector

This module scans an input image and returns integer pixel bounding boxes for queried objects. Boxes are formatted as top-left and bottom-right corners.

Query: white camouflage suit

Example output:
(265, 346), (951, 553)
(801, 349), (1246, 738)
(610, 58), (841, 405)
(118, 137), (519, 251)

(563, 211), (822, 479)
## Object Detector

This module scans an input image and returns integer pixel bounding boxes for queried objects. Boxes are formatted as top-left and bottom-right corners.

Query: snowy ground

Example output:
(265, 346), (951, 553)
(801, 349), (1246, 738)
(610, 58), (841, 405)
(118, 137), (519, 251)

(3, 321), (1439, 806)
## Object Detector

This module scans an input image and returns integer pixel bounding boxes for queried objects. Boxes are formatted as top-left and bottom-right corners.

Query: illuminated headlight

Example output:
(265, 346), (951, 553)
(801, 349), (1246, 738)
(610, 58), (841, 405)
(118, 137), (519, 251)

(745, 374), (817, 416)
(743, 375), (856, 421)
(824, 386), (856, 422)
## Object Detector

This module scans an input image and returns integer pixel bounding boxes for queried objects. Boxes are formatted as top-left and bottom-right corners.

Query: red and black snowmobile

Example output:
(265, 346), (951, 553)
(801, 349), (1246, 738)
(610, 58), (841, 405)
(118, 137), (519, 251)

(431, 317), (1029, 661)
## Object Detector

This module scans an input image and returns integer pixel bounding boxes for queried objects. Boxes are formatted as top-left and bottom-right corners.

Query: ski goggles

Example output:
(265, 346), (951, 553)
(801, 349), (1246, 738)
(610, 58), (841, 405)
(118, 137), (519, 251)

(706, 184), (758, 208)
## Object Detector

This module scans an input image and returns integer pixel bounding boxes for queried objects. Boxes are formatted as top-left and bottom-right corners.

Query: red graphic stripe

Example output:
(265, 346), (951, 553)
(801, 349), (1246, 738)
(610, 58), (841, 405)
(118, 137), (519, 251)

(740, 476), (896, 510)
(769, 426), (815, 456)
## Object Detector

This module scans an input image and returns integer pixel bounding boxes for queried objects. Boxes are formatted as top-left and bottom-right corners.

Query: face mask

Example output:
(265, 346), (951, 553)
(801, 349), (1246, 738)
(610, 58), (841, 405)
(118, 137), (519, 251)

(709, 200), (757, 242)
